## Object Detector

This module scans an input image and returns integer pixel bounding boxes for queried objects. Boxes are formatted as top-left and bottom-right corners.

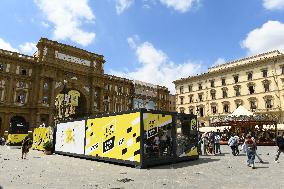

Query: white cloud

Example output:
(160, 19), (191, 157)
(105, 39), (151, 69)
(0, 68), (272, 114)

(0, 38), (18, 52)
(212, 58), (226, 67)
(115, 0), (134, 14)
(241, 20), (284, 55)
(263, 0), (284, 10)
(19, 42), (37, 55)
(159, 0), (200, 13)
(41, 21), (50, 28)
(110, 37), (203, 94)
(34, 0), (95, 46)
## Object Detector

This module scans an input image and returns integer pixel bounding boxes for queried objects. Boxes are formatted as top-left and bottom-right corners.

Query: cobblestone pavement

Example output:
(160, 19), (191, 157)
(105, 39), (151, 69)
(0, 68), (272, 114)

(0, 145), (284, 189)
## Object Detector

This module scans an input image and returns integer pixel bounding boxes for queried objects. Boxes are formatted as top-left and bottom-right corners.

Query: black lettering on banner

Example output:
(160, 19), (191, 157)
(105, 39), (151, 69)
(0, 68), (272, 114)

(147, 127), (158, 138)
(91, 143), (99, 151)
(103, 136), (115, 153)
(118, 138), (124, 146)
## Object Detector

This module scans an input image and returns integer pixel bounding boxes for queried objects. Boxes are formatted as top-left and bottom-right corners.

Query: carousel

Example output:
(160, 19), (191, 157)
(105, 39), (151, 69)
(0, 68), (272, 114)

(210, 106), (277, 145)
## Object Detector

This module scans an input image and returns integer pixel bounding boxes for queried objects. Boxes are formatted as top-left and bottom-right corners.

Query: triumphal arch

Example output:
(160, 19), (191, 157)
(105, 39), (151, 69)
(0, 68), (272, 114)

(0, 38), (170, 136)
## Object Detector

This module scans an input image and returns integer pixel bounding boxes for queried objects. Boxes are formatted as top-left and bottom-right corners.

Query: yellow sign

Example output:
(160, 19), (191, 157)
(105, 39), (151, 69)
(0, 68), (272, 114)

(32, 127), (51, 150)
(85, 112), (141, 162)
(7, 134), (28, 145)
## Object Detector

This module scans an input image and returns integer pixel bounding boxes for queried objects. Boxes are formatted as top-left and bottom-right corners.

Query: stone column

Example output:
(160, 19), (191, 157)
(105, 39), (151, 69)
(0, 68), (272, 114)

(89, 85), (95, 115)
(2, 113), (10, 137)
(50, 79), (55, 108)
(37, 79), (44, 105)
(6, 76), (15, 104)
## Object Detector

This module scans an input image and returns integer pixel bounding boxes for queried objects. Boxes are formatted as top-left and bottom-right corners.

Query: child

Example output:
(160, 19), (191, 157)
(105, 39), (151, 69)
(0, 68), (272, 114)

(21, 137), (32, 159)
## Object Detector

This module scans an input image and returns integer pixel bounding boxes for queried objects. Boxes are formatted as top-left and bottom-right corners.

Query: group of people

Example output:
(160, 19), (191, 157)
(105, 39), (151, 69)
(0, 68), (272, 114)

(222, 127), (276, 143)
(144, 128), (173, 158)
(200, 130), (222, 155)
(229, 132), (284, 169)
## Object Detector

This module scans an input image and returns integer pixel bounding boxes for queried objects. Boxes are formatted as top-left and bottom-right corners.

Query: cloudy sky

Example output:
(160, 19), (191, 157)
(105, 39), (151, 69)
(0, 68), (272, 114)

(0, 0), (284, 94)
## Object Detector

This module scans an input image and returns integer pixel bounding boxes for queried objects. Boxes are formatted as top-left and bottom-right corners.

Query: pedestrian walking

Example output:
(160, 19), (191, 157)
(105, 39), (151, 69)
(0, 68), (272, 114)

(228, 134), (239, 156)
(244, 135), (257, 169)
(21, 137), (32, 159)
(275, 133), (284, 163)
(202, 133), (209, 155)
(247, 131), (263, 163)
(208, 132), (215, 155)
(214, 132), (221, 154)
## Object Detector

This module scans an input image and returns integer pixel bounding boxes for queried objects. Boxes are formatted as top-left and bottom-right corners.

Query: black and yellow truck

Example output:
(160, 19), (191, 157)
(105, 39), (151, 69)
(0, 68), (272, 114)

(54, 109), (198, 168)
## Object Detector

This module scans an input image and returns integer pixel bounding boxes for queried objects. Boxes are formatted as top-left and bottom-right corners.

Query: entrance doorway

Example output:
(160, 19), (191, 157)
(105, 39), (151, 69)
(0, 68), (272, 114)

(9, 116), (29, 133)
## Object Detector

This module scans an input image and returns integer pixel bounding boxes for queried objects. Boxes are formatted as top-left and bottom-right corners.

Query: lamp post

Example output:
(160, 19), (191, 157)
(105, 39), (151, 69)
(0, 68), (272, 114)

(196, 105), (200, 130)
(62, 79), (68, 121)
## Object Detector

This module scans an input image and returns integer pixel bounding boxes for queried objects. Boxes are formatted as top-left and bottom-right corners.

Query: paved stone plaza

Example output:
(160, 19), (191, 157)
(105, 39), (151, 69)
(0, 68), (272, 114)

(0, 145), (284, 189)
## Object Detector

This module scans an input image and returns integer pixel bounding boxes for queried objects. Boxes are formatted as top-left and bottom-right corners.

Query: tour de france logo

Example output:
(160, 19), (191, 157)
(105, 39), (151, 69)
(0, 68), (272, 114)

(65, 128), (75, 144)
(102, 120), (116, 153)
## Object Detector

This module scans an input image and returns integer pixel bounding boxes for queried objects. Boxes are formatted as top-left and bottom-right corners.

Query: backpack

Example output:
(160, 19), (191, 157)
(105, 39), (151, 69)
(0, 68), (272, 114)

(246, 139), (255, 150)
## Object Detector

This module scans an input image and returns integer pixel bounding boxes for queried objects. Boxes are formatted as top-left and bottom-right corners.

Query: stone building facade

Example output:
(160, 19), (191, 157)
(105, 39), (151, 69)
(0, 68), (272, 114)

(0, 38), (169, 136)
(174, 50), (284, 126)
(169, 94), (176, 112)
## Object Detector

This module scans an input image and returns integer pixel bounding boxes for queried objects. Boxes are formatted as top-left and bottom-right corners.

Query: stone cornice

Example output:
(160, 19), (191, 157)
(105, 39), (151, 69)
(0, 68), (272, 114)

(0, 49), (36, 62)
(38, 38), (105, 63)
(173, 52), (284, 85)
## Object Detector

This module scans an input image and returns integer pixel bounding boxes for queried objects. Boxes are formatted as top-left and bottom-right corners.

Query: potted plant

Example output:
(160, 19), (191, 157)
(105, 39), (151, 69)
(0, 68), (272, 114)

(43, 141), (53, 155)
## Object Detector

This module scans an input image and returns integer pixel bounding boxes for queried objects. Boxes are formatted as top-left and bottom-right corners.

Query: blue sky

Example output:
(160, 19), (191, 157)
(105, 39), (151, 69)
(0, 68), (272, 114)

(0, 0), (284, 94)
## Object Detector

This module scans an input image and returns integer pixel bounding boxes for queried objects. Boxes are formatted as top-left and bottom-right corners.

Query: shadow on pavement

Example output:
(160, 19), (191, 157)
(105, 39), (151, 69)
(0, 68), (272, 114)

(152, 157), (220, 169)
(255, 166), (269, 169)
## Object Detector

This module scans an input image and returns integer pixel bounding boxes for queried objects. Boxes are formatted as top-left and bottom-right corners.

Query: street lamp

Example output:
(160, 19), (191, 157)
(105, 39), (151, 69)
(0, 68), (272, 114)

(196, 105), (200, 130)
(62, 79), (68, 121)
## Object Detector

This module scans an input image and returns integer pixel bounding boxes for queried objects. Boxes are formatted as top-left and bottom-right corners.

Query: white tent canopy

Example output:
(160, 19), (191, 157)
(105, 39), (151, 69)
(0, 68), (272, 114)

(229, 105), (253, 117)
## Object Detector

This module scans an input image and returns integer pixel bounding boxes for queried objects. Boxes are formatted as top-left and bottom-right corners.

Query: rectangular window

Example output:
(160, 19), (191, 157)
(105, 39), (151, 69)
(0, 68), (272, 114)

(249, 86), (255, 94)
(198, 94), (203, 102)
(212, 106), (217, 114)
(234, 75), (239, 83)
(250, 101), (256, 110)
(262, 69), (268, 78)
(210, 80), (215, 87)
(0, 64), (4, 72)
(282, 67), (284, 75)
(223, 104), (229, 113)
(180, 97), (184, 105)
(180, 86), (184, 94)
(211, 92), (216, 100)
(199, 107), (204, 117)
(21, 69), (27, 75)
(222, 78), (226, 86)
(189, 108), (194, 114)
(198, 83), (202, 90)
(42, 96), (49, 104)
(222, 90), (227, 98)
(266, 99), (272, 108)
(188, 85), (192, 92)
(264, 83), (270, 92)
(189, 95), (193, 103)
(235, 88), (240, 96)
(248, 72), (253, 81)
(16, 93), (26, 104)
